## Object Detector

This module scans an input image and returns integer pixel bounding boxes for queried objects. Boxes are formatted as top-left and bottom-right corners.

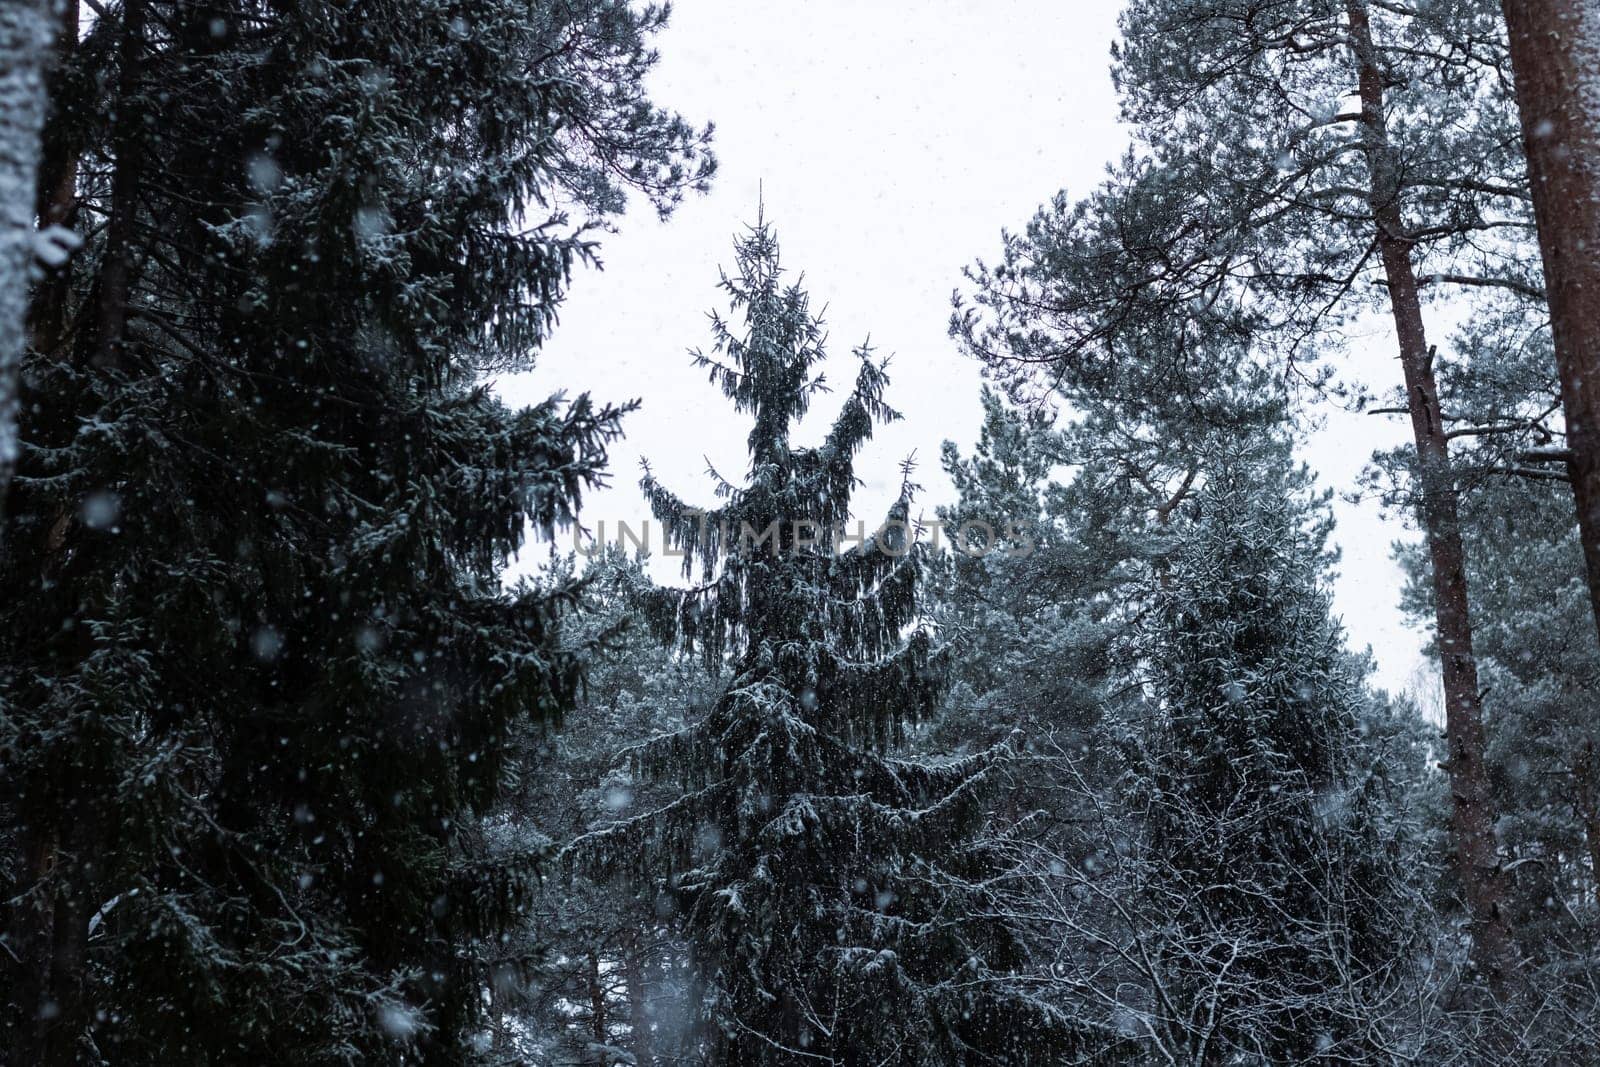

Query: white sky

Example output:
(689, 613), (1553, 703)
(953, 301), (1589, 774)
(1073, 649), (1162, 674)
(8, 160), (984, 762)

(495, 0), (1432, 700)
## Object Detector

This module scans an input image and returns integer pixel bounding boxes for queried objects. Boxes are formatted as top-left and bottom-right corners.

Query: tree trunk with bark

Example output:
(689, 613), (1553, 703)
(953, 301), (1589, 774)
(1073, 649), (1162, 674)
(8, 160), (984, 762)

(1500, 0), (1600, 648)
(1574, 742), (1600, 910)
(28, 0), (79, 363)
(8, 10), (127, 1061)
(587, 950), (608, 1058)
(625, 932), (653, 1066)
(38, 820), (90, 1067)
(94, 0), (144, 373)
(0, 0), (59, 518)
(1344, 0), (1516, 991)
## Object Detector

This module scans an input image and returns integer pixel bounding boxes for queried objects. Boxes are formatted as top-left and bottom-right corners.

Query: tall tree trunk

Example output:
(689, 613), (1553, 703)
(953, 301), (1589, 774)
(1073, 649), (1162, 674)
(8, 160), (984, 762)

(31, 0), (75, 235)
(28, 0), (79, 362)
(0, 0), (59, 518)
(94, 0), (145, 374)
(17, 10), (130, 1059)
(11, 807), (95, 1066)
(587, 950), (608, 1058)
(1574, 742), (1600, 910)
(2, 5), (69, 1054)
(1344, 0), (1516, 991)
(1499, 0), (1600, 647)
(625, 932), (653, 1066)
(38, 821), (90, 1067)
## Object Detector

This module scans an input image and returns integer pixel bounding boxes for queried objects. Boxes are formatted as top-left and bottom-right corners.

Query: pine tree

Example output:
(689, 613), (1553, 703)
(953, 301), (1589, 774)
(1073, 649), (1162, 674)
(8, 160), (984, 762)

(0, 2), (710, 1062)
(931, 389), (1119, 748)
(959, 0), (1537, 986)
(572, 215), (1073, 1064)
(1498, 0), (1600, 647)
(1395, 469), (1600, 1057)
(1371, 302), (1600, 1040)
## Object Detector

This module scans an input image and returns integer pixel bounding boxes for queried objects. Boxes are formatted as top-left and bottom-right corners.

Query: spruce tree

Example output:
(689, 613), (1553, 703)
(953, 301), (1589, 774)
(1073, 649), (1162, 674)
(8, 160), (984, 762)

(573, 216), (1070, 1064)
(0, 2), (710, 1062)
(963, 435), (1429, 1062)
(1122, 451), (1421, 1062)
(494, 549), (716, 1065)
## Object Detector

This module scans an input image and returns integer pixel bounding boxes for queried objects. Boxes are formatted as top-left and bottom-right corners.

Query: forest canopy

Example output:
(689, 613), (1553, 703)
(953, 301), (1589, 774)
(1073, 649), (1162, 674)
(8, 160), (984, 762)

(3, 1), (1600, 1064)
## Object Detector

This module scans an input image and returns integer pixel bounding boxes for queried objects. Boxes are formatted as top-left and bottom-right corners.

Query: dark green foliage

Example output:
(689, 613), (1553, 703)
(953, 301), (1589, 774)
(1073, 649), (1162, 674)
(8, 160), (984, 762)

(929, 389), (1129, 755)
(572, 217), (1073, 1064)
(949, 429), (1432, 1063)
(979, 448), (1436, 1064)
(491, 549), (718, 1064)
(958, 0), (1541, 462)
(0, 2), (709, 1062)
(1126, 452), (1421, 1061)
(1400, 473), (1600, 951)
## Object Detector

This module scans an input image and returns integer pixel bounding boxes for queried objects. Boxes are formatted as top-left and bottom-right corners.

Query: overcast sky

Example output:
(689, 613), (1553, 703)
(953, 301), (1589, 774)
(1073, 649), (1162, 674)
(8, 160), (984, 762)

(495, 0), (1432, 700)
